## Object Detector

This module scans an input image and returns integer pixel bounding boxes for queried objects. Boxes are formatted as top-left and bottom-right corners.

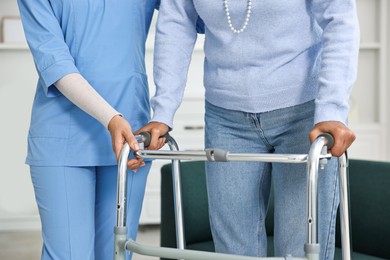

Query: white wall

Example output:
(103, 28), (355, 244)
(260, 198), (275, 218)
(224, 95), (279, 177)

(0, 1), (39, 230)
(345, 0), (388, 161)
(0, 49), (39, 230)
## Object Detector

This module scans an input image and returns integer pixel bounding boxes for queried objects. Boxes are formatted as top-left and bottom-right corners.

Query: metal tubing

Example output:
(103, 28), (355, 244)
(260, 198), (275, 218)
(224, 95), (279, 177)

(116, 143), (131, 228)
(339, 154), (351, 260)
(114, 234), (127, 260)
(166, 136), (186, 252)
(114, 134), (350, 260)
(136, 150), (331, 163)
(125, 240), (305, 260)
(114, 142), (132, 260)
(306, 136), (327, 245)
(136, 150), (208, 161)
(114, 228), (127, 260)
(226, 153), (309, 163)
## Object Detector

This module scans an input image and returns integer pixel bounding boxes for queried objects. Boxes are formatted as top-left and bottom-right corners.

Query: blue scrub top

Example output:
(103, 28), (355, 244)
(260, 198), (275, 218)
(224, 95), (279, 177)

(18, 0), (157, 166)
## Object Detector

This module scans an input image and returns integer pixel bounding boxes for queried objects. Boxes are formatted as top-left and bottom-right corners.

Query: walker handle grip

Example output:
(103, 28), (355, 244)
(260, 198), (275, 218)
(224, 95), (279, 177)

(139, 131), (170, 147)
(318, 133), (334, 149)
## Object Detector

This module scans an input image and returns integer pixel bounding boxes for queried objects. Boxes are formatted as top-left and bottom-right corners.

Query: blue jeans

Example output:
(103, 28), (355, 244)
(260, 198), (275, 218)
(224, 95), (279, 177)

(30, 163), (150, 260)
(205, 100), (339, 259)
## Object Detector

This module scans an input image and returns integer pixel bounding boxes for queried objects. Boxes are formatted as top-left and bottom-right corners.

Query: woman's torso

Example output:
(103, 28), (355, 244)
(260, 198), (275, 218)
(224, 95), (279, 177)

(193, 0), (322, 113)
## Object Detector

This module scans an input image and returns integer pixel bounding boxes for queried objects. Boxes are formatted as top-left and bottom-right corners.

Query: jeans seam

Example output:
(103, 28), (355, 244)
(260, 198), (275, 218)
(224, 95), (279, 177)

(257, 165), (268, 256)
(247, 113), (273, 150)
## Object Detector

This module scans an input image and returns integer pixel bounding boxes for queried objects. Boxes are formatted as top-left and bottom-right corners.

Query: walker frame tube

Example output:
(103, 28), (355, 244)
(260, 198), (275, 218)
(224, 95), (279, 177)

(114, 135), (351, 260)
(167, 138), (186, 253)
(338, 154), (351, 260)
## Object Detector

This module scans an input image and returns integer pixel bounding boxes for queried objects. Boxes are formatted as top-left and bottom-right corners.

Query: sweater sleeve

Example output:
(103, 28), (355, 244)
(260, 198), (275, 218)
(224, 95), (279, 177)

(150, 0), (199, 128)
(17, 0), (79, 97)
(311, 0), (360, 125)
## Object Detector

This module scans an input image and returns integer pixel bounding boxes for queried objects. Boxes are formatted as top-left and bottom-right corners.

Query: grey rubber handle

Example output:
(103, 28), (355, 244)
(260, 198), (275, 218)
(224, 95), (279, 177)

(139, 132), (170, 147)
(318, 133), (334, 149)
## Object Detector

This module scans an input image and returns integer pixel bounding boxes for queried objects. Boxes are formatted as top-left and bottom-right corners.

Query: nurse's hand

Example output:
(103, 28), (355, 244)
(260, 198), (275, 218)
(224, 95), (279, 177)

(108, 115), (145, 172)
(135, 122), (170, 150)
(309, 121), (356, 157)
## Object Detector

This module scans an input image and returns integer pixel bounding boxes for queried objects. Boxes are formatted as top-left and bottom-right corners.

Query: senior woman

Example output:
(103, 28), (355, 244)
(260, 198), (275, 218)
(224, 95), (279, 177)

(140, 0), (359, 259)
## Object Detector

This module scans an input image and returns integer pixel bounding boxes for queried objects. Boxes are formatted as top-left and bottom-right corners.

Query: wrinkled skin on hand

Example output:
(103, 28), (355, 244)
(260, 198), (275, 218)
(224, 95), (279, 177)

(135, 121), (170, 150)
(309, 121), (356, 157)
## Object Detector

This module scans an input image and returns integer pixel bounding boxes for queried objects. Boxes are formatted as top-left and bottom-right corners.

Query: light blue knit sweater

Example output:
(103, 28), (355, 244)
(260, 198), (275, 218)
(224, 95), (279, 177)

(151, 0), (360, 128)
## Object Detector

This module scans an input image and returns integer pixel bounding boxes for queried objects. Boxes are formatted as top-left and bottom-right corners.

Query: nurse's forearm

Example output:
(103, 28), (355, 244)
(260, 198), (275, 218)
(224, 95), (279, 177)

(54, 73), (120, 129)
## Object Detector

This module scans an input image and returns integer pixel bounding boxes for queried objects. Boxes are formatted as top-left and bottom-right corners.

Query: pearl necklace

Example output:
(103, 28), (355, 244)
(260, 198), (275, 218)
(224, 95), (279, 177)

(223, 0), (252, 34)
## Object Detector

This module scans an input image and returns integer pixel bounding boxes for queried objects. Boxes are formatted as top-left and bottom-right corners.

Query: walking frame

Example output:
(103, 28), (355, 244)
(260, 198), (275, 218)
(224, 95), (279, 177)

(114, 133), (351, 260)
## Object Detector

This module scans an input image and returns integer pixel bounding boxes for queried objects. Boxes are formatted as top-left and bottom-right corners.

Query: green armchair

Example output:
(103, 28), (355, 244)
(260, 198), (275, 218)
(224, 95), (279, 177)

(160, 159), (390, 259)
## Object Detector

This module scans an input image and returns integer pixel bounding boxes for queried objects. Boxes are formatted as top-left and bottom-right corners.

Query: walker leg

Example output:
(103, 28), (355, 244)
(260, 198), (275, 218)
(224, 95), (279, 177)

(339, 154), (351, 260)
(114, 227), (128, 260)
(114, 142), (132, 260)
(304, 244), (320, 260)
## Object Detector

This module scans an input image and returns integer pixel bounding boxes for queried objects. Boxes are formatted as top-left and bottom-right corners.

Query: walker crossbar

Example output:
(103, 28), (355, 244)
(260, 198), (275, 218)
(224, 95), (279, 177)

(135, 150), (331, 163)
(125, 239), (304, 260)
(113, 134), (351, 260)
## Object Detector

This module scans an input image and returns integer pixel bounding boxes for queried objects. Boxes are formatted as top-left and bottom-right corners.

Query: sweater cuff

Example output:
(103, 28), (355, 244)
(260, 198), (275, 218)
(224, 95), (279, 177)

(314, 102), (349, 125)
(151, 110), (175, 129)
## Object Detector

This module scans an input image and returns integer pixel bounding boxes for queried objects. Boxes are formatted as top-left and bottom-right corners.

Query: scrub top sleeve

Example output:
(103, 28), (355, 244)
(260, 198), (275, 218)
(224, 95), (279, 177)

(151, 0), (198, 129)
(311, 0), (360, 125)
(17, 0), (79, 97)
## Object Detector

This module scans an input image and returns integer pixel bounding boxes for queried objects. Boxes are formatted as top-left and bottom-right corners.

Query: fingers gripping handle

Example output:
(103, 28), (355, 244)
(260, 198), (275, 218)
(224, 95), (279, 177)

(138, 132), (152, 147)
(138, 132), (170, 147)
(318, 133), (334, 149)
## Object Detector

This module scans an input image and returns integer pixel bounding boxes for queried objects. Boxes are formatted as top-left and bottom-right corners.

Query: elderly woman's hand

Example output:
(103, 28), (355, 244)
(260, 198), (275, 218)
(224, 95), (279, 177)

(135, 122), (170, 150)
(309, 121), (356, 157)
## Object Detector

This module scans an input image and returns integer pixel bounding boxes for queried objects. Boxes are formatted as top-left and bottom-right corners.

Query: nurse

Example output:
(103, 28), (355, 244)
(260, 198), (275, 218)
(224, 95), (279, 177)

(140, 0), (359, 259)
(17, 0), (161, 259)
